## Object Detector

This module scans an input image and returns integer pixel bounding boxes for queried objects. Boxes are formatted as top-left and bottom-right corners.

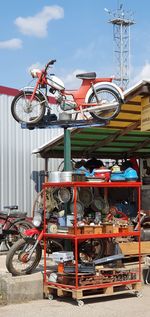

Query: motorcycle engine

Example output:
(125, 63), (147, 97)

(60, 100), (76, 111)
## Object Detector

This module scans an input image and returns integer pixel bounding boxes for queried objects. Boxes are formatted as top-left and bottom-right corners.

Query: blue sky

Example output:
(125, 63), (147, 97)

(0, 0), (150, 89)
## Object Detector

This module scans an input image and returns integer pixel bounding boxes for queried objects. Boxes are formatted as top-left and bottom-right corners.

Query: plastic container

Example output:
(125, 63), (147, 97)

(124, 168), (138, 181)
(94, 169), (111, 181)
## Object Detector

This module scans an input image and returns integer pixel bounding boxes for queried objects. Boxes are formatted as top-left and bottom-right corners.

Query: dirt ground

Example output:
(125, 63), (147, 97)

(0, 285), (149, 317)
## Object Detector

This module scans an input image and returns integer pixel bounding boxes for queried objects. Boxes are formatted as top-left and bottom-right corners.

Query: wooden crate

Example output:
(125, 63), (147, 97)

(102, 224), (113, 233)
(113, 226), (119, 233)
(82, 226), (94, 234)
(68, 227), (82, 234)
(93, 226), (103, 234)
(119, 241), (150, 255)
(119, 227), (129, 233)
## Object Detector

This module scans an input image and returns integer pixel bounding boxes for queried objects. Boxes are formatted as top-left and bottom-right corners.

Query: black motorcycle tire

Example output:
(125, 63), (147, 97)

(88, 87), (122, 121)
(5, 220), (33, 249)
(6, 238), (42, 276)
(11, 90), (46, 124)
(78, 238), (105, 264)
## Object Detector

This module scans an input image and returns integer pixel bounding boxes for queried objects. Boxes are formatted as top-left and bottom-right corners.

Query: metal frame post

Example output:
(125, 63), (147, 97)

(64, 128), (72, 171)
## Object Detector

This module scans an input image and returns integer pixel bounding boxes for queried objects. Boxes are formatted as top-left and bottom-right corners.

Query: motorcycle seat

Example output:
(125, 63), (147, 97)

(0, 211), (27, 218)
(4, 205), (18, 210)
(76, 72), (96, 80)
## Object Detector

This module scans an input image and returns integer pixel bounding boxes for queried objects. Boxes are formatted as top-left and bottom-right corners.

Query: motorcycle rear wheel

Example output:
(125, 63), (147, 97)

(6, 238), (42, 276)
(89, 87), (122, 121)
(11, 91), (46, 124)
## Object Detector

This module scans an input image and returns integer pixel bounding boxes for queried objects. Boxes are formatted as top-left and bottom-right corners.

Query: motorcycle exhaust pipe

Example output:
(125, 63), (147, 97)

(65, 102), (119, 115)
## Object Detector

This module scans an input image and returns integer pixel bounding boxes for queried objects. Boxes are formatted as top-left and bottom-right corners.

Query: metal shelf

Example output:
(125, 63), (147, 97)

(43, 181), (142, 304)
(43, 181), (142, 188)
(44, 231), (140, 240)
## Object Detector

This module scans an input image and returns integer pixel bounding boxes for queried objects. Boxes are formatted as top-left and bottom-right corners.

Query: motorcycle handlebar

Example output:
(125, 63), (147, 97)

(45, 59), (56, 71)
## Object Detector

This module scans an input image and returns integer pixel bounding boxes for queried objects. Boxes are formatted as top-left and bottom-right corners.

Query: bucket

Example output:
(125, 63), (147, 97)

(49, 171), (61, 182)
(60, 171), (72, 182)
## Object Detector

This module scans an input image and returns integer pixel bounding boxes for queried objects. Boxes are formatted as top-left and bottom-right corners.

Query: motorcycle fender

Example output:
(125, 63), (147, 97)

(85, 82), (124, 103)
(20, 87), (48, 103)
(23, 227), (41, 237)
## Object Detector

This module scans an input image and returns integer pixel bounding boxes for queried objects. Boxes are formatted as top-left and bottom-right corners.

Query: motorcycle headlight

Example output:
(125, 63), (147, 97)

(32, 212), (42, 227)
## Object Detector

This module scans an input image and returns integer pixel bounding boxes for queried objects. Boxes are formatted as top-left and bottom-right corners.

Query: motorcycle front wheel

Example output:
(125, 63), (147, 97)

(88, 87), (122, 121)
(11, 91), (46, 124)
(6, 238), (42, 276)
(5, 220), (33, 249)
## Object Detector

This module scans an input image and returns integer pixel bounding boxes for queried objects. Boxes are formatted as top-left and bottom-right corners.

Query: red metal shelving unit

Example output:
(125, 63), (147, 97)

(43, 181), (142, 306)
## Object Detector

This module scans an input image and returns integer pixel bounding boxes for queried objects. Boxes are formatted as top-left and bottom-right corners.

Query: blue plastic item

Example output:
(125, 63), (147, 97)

(110, 171), (125, 181)
(124, 167), (138, 180)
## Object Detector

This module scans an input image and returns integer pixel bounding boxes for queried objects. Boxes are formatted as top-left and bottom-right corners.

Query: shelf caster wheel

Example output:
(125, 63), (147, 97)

(48, 294), (54, 301)
(135, 291), (142, 298)
(77, 300), (84, 307)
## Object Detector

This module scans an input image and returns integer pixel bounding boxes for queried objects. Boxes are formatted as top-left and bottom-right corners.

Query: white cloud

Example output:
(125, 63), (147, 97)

(62, 69), (86, 89)
(14, 5), (64, 38)
(74, 42), (96, 60)
(0, 38), (22, 49)
(132, 62), (150, 83)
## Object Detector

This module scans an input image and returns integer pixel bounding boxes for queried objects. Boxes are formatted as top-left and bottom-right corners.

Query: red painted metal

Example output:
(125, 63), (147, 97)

(43, 181), (142, 293)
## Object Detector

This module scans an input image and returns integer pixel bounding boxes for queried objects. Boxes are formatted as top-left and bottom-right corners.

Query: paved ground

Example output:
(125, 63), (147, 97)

(0, 285), (149, 317)
(1, 252), (150, 316)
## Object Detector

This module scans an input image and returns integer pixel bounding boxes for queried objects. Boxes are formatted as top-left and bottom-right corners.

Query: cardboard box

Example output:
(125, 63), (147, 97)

(52, 251), (74, 263)
(119, 241), (150, 255)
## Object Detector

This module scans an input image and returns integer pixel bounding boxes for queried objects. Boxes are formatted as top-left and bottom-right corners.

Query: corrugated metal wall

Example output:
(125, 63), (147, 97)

(0, 93), (63, 216)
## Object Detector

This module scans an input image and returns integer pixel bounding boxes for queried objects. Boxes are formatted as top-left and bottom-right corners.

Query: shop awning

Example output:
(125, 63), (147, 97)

(32, 80), (150, 159)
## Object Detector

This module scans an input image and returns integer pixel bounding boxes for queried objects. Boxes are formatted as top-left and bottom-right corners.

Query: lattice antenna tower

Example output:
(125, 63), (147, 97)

(105, 3), (135, 90)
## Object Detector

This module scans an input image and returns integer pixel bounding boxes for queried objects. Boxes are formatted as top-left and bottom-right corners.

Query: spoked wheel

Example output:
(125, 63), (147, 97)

(78, 239), (104, 263)
(11, 91), (46, 124)
(88, 87), (122, 121)
(5, 220), (33, 249)
(6, 238), (42, 276)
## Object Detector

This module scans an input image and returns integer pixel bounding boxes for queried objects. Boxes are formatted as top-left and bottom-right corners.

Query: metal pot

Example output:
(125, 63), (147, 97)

(57, 188), (71, 203)
(49, 171), (61, 182)
(78, 188), (93, 207)
(69, 200), (84, 218)
(60, 171), (72, 182)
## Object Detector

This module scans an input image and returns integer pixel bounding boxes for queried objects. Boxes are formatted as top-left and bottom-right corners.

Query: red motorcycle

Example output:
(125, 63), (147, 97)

(11, 59), (124, 125)
(5, 207), (104, 276)
(6, 209), (64, 276)
(0, 205), (33, 250)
